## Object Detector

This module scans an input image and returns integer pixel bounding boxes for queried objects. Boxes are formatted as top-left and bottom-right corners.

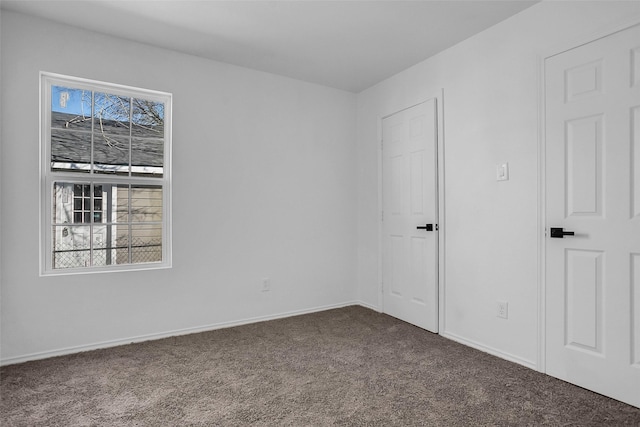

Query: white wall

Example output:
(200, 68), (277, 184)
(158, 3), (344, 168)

(0, 11), (357, 363)
(356, 1), (640, 368)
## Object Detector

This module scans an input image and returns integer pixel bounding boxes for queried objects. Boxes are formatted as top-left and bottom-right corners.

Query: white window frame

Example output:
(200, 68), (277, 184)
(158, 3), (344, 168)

(40, 72), (172, 275)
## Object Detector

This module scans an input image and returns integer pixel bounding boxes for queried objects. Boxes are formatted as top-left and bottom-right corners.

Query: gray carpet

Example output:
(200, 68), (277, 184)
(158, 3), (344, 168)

(1, 306), (639, 426)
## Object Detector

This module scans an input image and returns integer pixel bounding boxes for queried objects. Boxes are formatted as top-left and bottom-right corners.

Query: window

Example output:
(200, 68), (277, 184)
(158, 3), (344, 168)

(73, 184), (102, 224)
(41, 73), (172, 274)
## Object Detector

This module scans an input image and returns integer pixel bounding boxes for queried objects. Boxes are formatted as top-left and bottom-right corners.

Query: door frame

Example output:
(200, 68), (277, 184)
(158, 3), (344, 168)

(377, 91), (446, 331)
(537, 15), (640, 373)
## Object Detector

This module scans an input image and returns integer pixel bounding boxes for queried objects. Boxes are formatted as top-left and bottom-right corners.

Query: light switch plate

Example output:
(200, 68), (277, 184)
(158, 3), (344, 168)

(496, 162), (509, 181)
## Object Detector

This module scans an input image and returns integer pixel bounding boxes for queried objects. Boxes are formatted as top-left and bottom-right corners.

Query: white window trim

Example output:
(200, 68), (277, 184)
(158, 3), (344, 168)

(40, 72), (172, 276)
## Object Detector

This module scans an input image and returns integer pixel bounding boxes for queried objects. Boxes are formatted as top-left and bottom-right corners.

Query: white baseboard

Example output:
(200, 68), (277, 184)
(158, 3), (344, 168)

(0, 301), (363, 366)
(440, 330), (537, 370)
(354, 300), (380, 312)
(3, 303), (535, 371)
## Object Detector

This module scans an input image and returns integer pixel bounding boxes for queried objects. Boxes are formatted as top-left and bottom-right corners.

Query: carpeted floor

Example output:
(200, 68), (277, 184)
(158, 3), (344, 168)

(1, 306), (639, 426)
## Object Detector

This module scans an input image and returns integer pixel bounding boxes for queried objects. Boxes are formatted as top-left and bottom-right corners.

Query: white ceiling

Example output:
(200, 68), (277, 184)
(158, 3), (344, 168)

(1, 0), (539, 92)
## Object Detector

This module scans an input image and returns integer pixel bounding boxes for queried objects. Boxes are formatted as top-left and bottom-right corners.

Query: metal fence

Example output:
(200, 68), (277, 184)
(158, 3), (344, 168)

(53, 237), (162, 269)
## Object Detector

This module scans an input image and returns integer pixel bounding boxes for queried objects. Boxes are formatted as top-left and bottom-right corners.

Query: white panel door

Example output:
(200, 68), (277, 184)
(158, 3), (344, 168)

(545, 24), (640, 408)
(382, 100), (438, 333)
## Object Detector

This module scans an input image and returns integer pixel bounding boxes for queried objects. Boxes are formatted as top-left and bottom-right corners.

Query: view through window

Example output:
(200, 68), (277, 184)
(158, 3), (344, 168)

(41, 73), (171, 274)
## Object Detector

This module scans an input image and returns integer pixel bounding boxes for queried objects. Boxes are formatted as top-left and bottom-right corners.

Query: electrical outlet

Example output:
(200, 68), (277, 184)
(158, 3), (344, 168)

(261, 278), (271, 292)
(497, 301), (508, 319)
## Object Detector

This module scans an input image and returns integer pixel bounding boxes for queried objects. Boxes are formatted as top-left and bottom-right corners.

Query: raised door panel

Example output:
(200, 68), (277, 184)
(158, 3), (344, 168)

(389, 235), (405, 298)
(565, 59), (603, 102)
(410, 151), (424, 216)
(566, 115), (603, 217)
(389, 155), (404, 216)
(632, 47), (640, 88)
(565, 250), (603, 353)
(633, 254), (640, 366)
(633, 106), (640, 218)
(409, 236), (427, 306)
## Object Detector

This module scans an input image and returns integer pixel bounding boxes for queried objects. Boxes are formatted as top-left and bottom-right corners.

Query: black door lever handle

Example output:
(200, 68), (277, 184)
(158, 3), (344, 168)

(550, 227), (575, 238)
(417, 224), (437, 231)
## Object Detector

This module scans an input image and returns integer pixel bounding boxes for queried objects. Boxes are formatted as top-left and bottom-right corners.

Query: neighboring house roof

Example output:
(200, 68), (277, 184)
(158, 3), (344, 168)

(50, 111), (164, 174)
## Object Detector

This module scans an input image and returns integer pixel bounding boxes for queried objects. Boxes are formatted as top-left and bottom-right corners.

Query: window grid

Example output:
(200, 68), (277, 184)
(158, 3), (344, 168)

(72, 184), (103, 224)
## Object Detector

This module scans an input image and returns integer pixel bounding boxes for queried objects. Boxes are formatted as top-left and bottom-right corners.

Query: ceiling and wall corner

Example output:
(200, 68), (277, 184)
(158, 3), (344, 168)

(0, 0), (539, 93)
